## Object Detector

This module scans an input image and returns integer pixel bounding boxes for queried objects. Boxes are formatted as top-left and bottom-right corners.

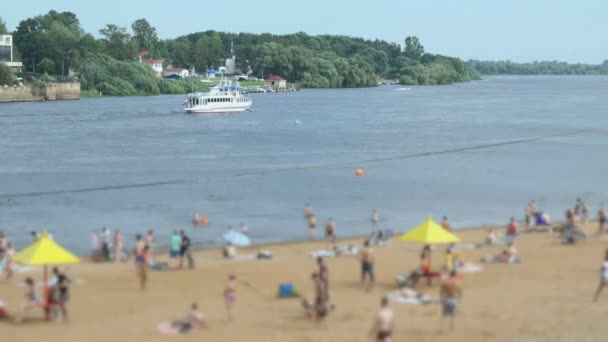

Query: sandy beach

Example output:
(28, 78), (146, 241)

(2, 221), (608, 342)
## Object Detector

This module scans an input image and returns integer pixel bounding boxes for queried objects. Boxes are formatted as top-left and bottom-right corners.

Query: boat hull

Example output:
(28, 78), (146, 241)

(185, 105), (251, 114)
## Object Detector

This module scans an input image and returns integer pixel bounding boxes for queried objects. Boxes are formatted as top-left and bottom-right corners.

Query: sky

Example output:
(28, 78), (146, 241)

(2, 0), (607, 63)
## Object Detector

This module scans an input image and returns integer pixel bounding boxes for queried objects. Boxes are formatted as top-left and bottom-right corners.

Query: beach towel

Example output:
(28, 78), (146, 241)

(310, 246), (359, 258)
(481, 256), (522, 264)
(387, 289), (434, 305)
(310, 250), (335, 258)
(156, 322), (181, 335)
(149, 262), (170, 271)
(456, 263), (483, 273)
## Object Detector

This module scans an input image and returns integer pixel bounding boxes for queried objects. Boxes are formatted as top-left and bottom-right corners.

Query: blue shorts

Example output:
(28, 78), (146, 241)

(170, 250), (180, 258)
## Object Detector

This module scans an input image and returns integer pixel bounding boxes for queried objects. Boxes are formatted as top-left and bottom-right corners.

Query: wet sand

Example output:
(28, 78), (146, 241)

(2, 221), (608, 342)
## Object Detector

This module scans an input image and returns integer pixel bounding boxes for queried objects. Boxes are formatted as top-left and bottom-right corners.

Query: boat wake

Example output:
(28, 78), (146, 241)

(396, 87), (411, 91)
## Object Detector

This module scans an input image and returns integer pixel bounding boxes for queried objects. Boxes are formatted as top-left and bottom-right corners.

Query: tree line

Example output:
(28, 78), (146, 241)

(467, 60), (608, 75)
(3, 12), (478, 93)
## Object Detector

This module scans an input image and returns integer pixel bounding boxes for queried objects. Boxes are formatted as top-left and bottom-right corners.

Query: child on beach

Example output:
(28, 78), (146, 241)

(15, 277), (41, 323)
(223, 274), (237, 321)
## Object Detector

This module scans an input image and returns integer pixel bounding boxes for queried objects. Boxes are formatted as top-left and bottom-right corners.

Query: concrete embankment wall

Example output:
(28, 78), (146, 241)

(0, 82), (80, 102)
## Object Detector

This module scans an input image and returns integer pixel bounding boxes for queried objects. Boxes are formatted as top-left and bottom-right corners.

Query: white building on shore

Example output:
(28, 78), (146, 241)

(0, 35), (23, 72)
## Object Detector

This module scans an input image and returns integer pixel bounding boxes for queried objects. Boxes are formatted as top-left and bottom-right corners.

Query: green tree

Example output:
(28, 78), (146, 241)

(13, 11), (84, 73)
(404, 36), (424, 60)
(192, 32), (224, 70)
(99, 24), (137, 61)
(0, 62), (16, 85)
(37, 58), (56, 74)
(0, 16), (7, 34)
(131, 18), (158, 53)
(166, 38), (192, 68)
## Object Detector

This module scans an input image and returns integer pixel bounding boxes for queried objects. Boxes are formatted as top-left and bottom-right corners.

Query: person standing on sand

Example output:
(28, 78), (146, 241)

(441, 216), (452, 231)
(0, 231), (7, 249)
(14, 277), (41, 323)
(525, 200), (537, 229)
(369, 296), (394, 342)
(317, 257), (330, 303)
(101, 227), (112, 261)
(440, 270), (462, 332)
(223, 274), (237, 321)
(4, 242), (15, 280)
(599, 208), (607, 234)
(170, 231), (182, 268)
(360, 240), (375, 291)
(306, 272), (328, 321)
(113, 230), (123, 263)
(52, 267), (71, 322)
(146, 230), (155, 255)
(179, 230), (193, 269)
(593, 249), (608, 302)
(506, 217), (519, 242)
(136, 245), (149, 290)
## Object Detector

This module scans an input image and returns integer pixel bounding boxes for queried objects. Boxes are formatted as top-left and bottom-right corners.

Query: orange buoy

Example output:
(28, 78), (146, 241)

(355, 169), (366, 176)
(199, 216), (209, 225)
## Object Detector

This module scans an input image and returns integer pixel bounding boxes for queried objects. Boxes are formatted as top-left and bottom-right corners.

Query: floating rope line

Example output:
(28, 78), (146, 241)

(0, 128), (595, 199)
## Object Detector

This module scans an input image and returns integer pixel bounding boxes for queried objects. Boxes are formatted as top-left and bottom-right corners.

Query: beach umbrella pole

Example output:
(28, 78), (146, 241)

(44, 264), (49, 320)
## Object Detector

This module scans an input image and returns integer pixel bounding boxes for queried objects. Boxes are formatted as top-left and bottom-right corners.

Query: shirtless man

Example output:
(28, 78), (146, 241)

(317, 257), (330, 302)
(360, 240), (375, 291)
(369, 296), (394, 342)
(440, 271), (462, 332)
(308, 272), (328, 320)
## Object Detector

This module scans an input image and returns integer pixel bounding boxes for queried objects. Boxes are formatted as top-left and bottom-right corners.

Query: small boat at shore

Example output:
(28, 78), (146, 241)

(184, 79), (252, 114)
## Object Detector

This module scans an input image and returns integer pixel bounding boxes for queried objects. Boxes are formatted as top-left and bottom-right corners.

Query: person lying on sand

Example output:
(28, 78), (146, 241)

(157, 303), (205, 335)
(482, 242), (521, 264)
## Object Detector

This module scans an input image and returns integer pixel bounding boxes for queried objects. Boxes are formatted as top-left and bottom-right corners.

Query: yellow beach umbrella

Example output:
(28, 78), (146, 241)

(14, 236), (80, 265)
(398, 216), (461, 244)
(13, 232), (80, 320)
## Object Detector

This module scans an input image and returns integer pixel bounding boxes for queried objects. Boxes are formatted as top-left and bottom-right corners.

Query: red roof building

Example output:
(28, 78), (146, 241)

(265, 75), (286, 81)
(264, 75), (287, 90)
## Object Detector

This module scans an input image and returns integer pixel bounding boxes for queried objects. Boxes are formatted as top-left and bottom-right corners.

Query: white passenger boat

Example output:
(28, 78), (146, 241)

(184, 80), (252, 113)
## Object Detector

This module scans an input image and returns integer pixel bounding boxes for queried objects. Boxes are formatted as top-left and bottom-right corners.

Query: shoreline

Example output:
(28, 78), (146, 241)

(101, 219), (570, 262)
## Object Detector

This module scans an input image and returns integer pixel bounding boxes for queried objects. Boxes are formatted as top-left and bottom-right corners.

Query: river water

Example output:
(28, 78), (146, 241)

(1, 76), (607, 253)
